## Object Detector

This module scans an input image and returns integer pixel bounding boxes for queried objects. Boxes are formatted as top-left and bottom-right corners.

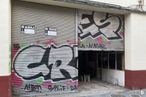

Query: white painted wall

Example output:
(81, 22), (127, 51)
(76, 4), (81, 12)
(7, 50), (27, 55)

(125, 14), (132, 70)
(91, 0), (146, 11)
(102, 69), (125, 86)
(125, 13), (146, 70)
(90, 0), (139, 7)
(0, 0), (11, 76)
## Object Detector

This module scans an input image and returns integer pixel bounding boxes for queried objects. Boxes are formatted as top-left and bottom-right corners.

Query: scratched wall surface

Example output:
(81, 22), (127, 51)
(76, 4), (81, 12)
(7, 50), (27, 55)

(12, 0), (78, 96)
(78, 10), (124, 51)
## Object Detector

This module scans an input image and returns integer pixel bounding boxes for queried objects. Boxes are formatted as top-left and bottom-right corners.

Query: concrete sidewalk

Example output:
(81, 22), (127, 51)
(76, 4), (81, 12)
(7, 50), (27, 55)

(21, 81), (127, 97)
(38, 89), (146, 97)
(13, 81), (146, 97)
(86, 89), (146, 97)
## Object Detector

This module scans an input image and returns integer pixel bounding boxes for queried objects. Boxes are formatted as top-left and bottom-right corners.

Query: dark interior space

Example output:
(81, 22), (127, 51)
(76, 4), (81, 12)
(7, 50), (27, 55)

(78, 51), (123, 82)
(78, 51), (98, 81)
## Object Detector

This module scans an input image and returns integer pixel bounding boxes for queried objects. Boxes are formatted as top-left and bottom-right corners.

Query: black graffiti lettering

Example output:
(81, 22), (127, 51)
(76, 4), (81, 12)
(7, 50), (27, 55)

(55, 60), (62, 67)
(79, 43), (106, 49)
(68, 57), (78, 69)
(48, 85), (53, 91)
(70, 85), (77, 91)
(81, 12), (95, 29)
(13, 45), (78, 81)
(24, 84), (42, 92)
(27, 47), (53, 80)
(99, 13), (111, 28)
(88, 43), (99, 48)
(60, 69), (72, 79)
(93, 43), (99, 48)
(79, 11), (123, 40)
(79, 44), (86, 48)
(48, 85), (66, 92)
(98, 44), (106, 49)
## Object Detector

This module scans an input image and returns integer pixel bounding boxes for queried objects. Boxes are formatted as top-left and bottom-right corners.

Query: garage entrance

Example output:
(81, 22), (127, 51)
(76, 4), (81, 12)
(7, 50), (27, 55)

(78, 50), (125, 84)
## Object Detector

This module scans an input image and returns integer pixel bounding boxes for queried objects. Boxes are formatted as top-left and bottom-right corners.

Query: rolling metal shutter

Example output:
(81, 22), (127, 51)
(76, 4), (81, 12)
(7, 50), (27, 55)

(78, 10), (124, 51)
(12, 0), (78, 96)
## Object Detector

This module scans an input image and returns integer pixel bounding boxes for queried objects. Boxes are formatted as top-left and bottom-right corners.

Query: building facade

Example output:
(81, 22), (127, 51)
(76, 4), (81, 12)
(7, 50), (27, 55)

(1, 0), (146, 97)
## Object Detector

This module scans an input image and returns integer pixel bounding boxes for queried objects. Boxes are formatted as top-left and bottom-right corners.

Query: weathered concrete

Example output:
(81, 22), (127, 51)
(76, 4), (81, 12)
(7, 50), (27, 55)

(86, 89), (146, 97)
(13, 81), (127, 97)
(13, 81), (146, 97)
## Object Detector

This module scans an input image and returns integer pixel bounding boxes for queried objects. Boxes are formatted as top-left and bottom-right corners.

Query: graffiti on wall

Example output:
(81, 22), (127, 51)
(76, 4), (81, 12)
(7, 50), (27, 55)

(24, 84), (42, 92)
(78, 10), (124, 50)
(13, 44), (78, 81)
(12, 72), (78, 94)
(78, 11), (123, 40)
(12, 43), (78, 95)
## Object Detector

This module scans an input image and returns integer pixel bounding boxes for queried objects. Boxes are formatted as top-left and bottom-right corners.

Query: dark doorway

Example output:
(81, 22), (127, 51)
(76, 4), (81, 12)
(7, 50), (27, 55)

(78, 51), (98, 81)
(78, 51), (124, 82)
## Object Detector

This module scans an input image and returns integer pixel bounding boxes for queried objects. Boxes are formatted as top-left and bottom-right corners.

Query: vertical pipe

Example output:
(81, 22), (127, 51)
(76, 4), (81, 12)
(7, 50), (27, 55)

(75, 9), (79, 83)
(75, 9), (78, 67)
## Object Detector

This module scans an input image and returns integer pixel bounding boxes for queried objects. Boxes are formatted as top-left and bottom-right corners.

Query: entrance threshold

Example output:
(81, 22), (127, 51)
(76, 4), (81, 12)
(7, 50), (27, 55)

(78, 80), (127, 96)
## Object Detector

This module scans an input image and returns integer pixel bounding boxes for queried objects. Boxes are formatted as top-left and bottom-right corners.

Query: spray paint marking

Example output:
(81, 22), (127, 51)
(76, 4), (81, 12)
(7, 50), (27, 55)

(13, 44), (78, 81)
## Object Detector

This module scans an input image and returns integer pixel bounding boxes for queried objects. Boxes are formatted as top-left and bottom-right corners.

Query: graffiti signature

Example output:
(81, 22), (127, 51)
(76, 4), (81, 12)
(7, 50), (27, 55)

(13, 45), (78, 81)
(78, 11), (123, 40)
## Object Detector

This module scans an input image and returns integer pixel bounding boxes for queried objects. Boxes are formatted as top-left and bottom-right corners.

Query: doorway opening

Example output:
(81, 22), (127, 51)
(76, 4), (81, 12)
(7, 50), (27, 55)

(79, 51), (101, 82)
(78, 51), (125, 94)
(78, 51), (124, 82)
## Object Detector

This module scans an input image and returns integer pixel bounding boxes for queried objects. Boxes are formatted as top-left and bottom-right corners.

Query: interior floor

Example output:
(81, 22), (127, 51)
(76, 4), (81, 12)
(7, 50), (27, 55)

(78, 80), (127, 96)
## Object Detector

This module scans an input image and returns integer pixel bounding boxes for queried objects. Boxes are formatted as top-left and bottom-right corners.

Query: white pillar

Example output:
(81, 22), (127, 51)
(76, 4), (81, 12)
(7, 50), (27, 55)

(0, 0), (11, 76)
(125, 13), (146, 70)
(125, 13), (132, 70)
(125, 13), (146, 89)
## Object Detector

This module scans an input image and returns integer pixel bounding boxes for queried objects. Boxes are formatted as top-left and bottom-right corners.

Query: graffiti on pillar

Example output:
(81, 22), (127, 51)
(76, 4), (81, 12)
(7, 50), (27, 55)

(12, 43), (78, 96)
(78, 10), (124, 50)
